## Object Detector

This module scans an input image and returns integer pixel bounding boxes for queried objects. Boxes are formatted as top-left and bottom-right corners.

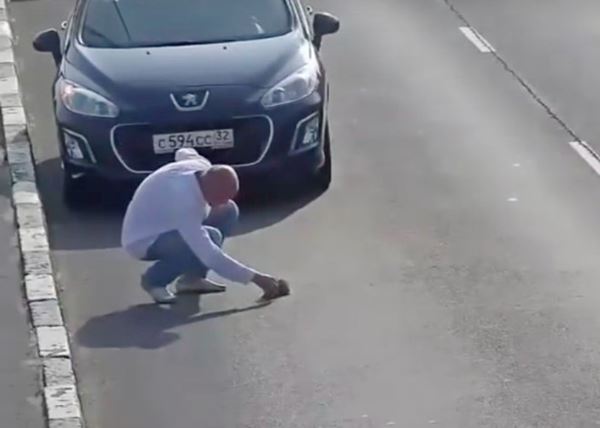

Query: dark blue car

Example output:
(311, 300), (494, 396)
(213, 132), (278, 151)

(33, 0), (340, 206)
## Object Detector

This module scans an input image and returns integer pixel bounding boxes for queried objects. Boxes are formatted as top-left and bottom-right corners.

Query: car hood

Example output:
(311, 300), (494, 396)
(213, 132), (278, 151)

(65, 29), (312, 96)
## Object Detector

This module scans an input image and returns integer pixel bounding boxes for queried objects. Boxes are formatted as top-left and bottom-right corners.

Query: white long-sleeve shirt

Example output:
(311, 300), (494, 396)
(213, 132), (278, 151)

(121, 149), (256, 284)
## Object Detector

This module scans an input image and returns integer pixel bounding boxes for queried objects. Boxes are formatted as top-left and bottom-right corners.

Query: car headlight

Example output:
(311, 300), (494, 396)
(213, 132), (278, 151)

(261, 62), (320, 108)
(57, 80), (119, 118)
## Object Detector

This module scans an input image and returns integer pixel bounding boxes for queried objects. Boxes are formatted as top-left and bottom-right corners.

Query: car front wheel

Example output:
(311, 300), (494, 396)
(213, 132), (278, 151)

(62, 169), (91, 209)
(314, 125), (332, 191)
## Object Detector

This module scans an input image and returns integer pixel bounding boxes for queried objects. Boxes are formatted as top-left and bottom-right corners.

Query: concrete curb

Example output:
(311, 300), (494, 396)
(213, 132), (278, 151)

(1, 1), (84, 427)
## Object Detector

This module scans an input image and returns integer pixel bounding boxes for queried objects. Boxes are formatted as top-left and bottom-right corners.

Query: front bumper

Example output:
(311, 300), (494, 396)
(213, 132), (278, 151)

(56, 91), (328, 184)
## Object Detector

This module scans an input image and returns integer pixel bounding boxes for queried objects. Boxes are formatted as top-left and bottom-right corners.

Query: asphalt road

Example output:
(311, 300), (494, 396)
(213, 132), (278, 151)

(448, 0), (600, 154)
(9, 0), (600, 427)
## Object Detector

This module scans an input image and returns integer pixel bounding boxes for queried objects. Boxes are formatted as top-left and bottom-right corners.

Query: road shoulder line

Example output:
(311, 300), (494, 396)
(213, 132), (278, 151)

(1, 0), (84, 427)
(569, 141), (600, 176)
(444, 0), (581, 143)
(459, 26), (495, 53)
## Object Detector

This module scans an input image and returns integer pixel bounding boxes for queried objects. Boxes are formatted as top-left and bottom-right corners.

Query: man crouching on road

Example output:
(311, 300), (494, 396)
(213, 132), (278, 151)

(121, 148), (288, 304)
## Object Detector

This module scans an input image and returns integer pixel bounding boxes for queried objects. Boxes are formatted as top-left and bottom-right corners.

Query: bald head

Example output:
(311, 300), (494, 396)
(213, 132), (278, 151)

(197, 165), (239, 206)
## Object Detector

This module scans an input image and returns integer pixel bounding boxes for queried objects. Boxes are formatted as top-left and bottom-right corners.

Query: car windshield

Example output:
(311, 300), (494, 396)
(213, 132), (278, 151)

(81, 0), (293, 48)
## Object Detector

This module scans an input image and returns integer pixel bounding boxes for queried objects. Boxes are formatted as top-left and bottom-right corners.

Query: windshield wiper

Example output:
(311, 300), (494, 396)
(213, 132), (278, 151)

(111, 1), (132, 43)
(84, 27), (120, 48)
(142, 39), (239, 48)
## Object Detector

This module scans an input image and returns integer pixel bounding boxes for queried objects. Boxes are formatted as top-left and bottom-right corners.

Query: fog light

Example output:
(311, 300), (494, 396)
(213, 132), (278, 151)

(301, 116), (320, 147)
(292, 114), (321, 153)
(63, 132), (85, 160)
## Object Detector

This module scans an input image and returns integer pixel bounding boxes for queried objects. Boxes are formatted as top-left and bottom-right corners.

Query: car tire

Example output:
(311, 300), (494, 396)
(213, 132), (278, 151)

(63, 171), (91, 209)
(314, 125), (332, 191)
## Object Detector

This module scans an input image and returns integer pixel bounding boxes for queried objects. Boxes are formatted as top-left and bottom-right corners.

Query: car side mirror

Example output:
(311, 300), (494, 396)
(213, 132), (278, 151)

(33, 29), (62, 66)
(312, 12), (340, 50)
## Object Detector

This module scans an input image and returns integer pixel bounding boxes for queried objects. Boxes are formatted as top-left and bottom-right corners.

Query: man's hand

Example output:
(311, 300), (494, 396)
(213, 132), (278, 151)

(252, 273), (289, 300)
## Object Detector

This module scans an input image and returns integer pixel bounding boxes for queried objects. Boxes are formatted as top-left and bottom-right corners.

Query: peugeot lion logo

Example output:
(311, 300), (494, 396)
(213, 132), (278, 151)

(182, 93), (199, 107)
(171, 89), (210, 111)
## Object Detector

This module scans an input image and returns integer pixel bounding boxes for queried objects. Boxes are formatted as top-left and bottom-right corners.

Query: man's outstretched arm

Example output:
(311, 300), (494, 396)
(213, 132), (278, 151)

(179, 223), (281, 295)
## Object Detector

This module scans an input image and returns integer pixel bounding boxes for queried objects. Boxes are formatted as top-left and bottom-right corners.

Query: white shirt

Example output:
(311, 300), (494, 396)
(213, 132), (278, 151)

(121, 149), (256, 284)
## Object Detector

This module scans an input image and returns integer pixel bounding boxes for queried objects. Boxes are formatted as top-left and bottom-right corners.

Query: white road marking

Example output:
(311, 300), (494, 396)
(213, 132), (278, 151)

(30, 300), (64, 327)
(44, 358), (76, 387)
(0, 48), (14, 63)
(25, 275), (58, 301)
(23, 251), (53, 277)
(6, 140), (32, 164)
(44, 385), (81, 420)
(11, 160), (36, 182)
(13, 181), (40, 204)
(2, 106), (27, 125)
(0, 75), (19, 94)
(19, 227), (50, 252)
(15, 204), (44, 229)
(36, 326), (71, 358)
(507, 197), (519, 203)
(0, 21), (12, 39)
(569, 141), (600, 176)
(513, 163), (521, 167)
(49, 419), (83, 428)
(459, 27), (495, 53)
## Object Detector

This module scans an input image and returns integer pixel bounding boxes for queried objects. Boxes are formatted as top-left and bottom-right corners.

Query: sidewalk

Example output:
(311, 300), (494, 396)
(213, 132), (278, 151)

(0, 152), (44, 427)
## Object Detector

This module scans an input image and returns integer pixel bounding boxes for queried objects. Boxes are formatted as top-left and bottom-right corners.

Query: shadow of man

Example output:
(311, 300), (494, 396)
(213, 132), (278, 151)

(75, 295), (271, 350)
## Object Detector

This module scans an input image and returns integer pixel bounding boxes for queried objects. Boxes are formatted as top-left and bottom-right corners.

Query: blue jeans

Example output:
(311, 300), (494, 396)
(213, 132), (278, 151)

(142, 201), (239, 289)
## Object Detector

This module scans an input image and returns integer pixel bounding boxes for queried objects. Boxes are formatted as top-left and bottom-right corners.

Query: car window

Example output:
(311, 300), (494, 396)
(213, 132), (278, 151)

(81, 0), (293, 48)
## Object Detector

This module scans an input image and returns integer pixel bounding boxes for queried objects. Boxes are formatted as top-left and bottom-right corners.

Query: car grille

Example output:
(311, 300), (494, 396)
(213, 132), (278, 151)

(111, 116), (271, 172)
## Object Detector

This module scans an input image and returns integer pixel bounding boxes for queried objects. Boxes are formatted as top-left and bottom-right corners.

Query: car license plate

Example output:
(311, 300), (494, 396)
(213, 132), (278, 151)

(152, 129), (234, 154)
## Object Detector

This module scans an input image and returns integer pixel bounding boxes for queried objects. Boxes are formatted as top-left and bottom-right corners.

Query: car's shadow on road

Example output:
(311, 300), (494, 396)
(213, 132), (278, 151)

(75, 295), (272, 349)
(36, 157), (324, 251)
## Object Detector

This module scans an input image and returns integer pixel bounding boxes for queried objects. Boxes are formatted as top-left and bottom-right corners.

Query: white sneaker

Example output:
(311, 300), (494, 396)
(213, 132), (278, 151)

(141, 277), (177, 304)
(148, 288), (177, 304)
(175, 276), (227, 294)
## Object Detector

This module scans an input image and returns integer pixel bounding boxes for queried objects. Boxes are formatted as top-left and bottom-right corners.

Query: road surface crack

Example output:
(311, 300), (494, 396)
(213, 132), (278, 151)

(443, 0), (582, 142)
